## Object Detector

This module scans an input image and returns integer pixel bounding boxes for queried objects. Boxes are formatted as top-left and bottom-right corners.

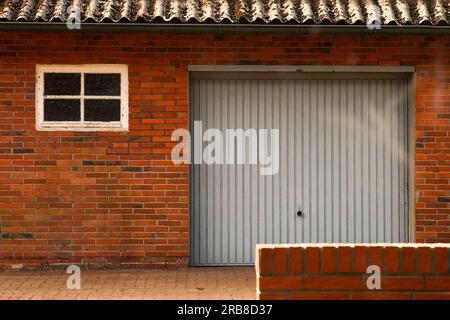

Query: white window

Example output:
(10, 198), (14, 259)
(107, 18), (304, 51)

(36, 65), (128, 131)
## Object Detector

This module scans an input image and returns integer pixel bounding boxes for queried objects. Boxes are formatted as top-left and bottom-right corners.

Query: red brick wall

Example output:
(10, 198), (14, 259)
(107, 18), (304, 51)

(0, 32), (449, 269)
(256, 244), (450, 300)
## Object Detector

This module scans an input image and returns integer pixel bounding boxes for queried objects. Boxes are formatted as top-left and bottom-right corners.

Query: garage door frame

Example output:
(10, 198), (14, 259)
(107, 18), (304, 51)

(188, 65), (416, 266)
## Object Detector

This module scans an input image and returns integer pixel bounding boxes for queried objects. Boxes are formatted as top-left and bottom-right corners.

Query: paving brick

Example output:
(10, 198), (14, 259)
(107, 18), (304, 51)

(0, 267), (255, 300)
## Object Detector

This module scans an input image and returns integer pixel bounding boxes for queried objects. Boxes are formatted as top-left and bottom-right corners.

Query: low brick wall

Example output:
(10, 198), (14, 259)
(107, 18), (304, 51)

(255, 244), (450, 300)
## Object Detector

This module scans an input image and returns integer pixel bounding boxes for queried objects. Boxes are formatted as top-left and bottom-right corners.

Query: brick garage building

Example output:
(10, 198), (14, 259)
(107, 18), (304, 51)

(0, 0), (449, 270)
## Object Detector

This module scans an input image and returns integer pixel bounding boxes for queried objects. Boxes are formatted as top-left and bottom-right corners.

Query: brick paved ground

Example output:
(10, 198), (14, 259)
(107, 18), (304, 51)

(0, 267), (255, 300)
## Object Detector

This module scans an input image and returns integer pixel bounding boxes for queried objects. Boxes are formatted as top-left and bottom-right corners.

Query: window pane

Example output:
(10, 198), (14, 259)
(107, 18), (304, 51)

(85, 74), (121, 96)
(44, 99), (80, 121)
(44, 73), (81, 95)
(84, 99), (121, 121)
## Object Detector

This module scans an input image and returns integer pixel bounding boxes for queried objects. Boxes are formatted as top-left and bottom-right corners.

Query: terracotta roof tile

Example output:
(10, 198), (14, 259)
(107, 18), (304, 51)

(0, 0), (448, 25)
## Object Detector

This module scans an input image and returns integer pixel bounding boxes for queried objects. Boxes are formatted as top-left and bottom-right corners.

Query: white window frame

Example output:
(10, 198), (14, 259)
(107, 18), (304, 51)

(36, 64), (129, 131)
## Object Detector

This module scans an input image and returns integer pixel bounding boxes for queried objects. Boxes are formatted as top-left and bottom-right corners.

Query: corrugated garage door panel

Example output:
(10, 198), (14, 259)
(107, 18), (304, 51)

(190, 76), (409, 266)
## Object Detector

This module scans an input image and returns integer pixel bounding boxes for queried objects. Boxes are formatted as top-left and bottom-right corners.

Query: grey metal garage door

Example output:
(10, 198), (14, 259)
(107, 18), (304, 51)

(190, 72), (410, 265)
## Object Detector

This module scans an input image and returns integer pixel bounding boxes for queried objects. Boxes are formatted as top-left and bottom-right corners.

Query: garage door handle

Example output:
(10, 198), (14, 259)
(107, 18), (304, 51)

(297, 210), (303, 217)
